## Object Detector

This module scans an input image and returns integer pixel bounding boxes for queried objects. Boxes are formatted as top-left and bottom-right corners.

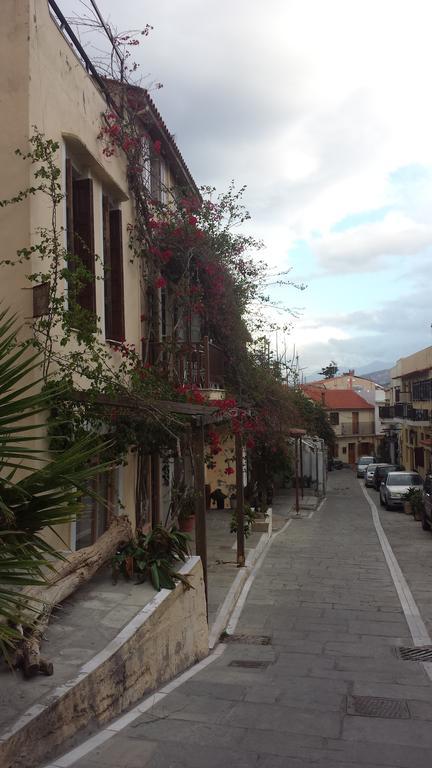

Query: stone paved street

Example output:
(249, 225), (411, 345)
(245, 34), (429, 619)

(54, 470), (432, 767)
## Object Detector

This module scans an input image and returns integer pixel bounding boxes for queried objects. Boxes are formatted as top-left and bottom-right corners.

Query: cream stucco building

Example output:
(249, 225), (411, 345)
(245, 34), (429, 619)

(0, 0), (202, 549)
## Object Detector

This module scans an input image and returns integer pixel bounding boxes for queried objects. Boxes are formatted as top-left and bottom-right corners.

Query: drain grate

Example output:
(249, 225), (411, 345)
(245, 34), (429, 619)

(347, 695), (410, 719)
(221, 633), (272, 646)
(397, 645), (432, 662)
(228, 660), (270, 669)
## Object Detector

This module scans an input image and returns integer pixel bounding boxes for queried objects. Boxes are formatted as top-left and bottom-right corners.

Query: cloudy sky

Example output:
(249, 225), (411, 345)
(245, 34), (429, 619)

(63, 0), (432, 378)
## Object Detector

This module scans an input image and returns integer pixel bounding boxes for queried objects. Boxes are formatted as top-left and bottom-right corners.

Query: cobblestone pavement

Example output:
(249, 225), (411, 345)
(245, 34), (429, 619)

(52, 471), (432, 767)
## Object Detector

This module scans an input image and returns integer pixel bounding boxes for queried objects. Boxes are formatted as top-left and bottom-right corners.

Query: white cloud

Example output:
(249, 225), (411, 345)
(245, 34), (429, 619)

(314, 213), (432, 273)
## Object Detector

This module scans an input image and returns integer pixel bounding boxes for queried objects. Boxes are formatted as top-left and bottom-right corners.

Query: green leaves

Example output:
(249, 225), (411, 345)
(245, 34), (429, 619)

(112, 525), (191, 592)
(0, 308), (112, 657)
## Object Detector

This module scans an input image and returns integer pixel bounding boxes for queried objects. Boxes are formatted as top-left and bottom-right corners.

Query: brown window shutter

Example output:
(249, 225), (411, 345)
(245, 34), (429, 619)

(73, 178), (95, 314)
(103, 195), (112, 339)
(109, 208), (125, 341)
(150, 151), (161, 201)
(65, 158), (74, 255)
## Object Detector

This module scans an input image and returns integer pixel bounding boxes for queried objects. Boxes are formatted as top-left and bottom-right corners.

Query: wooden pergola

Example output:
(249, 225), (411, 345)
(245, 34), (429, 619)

(66, 390), (247, 613)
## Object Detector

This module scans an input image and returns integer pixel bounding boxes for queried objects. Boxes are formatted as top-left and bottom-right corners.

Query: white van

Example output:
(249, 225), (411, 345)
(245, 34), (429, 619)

(356, 455), (375, 478)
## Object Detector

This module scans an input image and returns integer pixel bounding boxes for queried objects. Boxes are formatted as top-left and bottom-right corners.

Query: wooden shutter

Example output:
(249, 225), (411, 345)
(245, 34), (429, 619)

(73, 178), (95, 314)
(103, 195), (112, 339)
(150, 151), (161, 201)
(109, 208), (125, 341)
(65, 158), (74, 255)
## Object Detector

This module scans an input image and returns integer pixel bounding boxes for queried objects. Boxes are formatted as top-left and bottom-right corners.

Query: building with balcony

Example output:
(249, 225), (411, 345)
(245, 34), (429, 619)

(0, 0), (213, 548)
(303, 385), (376, 464)
(379, 346), (432, 476)
(308, 370), (386, 438)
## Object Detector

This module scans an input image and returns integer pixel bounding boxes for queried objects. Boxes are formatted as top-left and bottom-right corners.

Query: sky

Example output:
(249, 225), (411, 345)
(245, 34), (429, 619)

(62, 0), (432, 379)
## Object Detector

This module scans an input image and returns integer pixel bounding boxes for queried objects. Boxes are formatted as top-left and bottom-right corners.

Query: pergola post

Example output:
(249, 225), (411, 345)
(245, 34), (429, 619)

(235, 431), (245, 567)
(192, 418), (208, 613)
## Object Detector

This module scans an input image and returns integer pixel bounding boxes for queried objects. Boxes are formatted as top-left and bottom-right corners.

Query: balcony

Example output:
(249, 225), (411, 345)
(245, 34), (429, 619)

(379, 404), (430, 423)
(144, 336), (225, 389)
(338, 422), (376, 437)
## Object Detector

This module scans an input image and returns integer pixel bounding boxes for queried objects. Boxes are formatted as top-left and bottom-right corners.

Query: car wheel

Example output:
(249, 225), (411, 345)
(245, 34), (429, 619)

(385, 501), (391, 511)
(422, 510), (431, 531)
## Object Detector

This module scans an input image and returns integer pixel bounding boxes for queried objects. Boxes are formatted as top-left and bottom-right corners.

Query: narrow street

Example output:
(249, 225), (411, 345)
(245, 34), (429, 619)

(48, 471), (432, 768)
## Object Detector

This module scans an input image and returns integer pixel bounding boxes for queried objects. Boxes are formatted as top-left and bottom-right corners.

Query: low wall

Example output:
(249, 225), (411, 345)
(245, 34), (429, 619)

(0, 557), (208, 768)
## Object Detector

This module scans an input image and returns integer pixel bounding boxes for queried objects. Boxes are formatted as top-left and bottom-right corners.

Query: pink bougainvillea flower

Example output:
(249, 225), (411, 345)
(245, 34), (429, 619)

(155, 276), (167, 289)
(224, 467), (235, 476)
(154, 140), (162, 154)
(160, 249), (173, 263)
(188, 215), (198, 226)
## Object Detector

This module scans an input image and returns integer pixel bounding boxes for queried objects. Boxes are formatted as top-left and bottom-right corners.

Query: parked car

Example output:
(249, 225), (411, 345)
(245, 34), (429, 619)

(372, 464), (399, 491)
(356, 455), (375, 478)
(365, 463), (379, 487)
(422, 474), (432, 531)
(380, 471), (423, 510)
(328, 458), (344, 471)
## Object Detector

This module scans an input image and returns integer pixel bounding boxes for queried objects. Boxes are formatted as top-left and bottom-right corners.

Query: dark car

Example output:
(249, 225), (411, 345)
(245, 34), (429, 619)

(373, 464), (403, 491)
(422, 474), (432, 531)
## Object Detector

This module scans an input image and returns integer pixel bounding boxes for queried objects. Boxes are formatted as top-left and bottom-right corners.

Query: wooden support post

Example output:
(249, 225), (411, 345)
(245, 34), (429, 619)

(235, 431), (245, 567)
(192, 419), (208, 613)
(294, 436), (300, 515)
(203, 335), (210, 388)
(299, 436), (304, 498)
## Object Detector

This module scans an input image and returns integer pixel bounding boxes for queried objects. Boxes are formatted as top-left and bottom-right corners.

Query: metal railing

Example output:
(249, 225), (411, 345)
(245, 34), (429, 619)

(379, 404), (430, 422)
(143, 337), (225, 389)
(338, 423), (376, 437)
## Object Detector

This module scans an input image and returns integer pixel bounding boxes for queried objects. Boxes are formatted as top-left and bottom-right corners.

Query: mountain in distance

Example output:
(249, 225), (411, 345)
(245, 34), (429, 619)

(356, 362), (393, 387)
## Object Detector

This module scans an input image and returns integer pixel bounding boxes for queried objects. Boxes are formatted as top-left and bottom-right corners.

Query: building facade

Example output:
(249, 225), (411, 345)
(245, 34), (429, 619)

(303, 385), (376, 463)
(0, 0), (211, 549)
(380, 347), (432, 477)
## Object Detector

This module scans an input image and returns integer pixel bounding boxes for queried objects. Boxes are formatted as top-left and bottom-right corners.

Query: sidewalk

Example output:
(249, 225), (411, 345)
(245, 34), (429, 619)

(61, 470), (432, 768)
(0, 495), (295, 760)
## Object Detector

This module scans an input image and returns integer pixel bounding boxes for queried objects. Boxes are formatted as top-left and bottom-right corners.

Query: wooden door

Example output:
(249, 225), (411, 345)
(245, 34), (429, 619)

(348, 443), (356, 464)
(352, 412), (359, 435)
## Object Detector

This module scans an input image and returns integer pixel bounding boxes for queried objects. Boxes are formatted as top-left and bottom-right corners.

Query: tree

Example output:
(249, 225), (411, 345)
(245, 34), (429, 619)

(0, 308), (127, 672)
(319, 361), (339, 379)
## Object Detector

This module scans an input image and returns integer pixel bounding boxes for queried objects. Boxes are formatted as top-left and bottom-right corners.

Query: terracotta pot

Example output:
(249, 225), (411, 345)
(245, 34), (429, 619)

(179, 515), (195, 533)
(403, 502), (412, 515)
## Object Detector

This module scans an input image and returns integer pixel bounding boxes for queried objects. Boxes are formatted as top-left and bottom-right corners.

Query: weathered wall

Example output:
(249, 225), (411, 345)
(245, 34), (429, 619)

(0, 557), (208, 768)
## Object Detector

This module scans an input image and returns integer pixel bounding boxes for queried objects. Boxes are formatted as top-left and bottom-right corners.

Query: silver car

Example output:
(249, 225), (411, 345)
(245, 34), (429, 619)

(380, 471), (423, 510)
(357, 455), (375, 478)
(364, 464), (378, 487)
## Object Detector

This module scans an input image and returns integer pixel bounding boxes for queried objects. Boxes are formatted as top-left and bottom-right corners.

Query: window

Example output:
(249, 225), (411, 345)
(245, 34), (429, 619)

(103, 196), (125, 342)
(329, 412), (339, 425)
(342, 446), (347, 454)
(76, 469), (120, 549)
(150, 147), (161, 201)
(65, 159), (96, 315)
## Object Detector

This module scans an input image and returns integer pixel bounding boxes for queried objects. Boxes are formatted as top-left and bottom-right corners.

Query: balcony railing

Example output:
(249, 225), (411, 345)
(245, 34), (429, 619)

(338, 423), (376, 437)
(143, 336), (225, 389)
(379, 404), (430, 422)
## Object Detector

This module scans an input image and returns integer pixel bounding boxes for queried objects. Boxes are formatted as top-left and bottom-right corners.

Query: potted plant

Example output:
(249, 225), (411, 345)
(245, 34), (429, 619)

(403, 487), (424, 521)
(172, 485), (197, 532)
(112, 525), (191, 590)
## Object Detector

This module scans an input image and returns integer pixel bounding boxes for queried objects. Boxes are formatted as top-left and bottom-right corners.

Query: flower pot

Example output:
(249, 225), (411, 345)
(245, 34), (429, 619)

(179, 515), (195, 533)
(403, 502), (412, 515)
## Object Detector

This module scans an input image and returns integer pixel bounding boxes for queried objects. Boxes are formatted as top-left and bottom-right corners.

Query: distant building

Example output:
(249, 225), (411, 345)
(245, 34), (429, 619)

(302, 385), (376, 464)
(380, 347), (432, 477)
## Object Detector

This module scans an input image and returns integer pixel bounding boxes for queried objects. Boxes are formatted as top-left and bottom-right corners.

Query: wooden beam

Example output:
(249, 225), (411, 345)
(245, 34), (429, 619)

(192, 419), (208, 614)
(235, 432), (245, 567)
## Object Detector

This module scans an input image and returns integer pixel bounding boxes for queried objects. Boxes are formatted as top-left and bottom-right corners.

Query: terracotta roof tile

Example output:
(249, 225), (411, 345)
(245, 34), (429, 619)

(302, 385), (373, 410)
